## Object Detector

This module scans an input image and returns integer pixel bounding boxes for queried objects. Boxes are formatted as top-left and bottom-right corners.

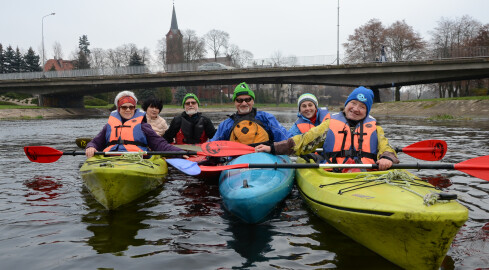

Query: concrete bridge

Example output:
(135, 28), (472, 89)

(1, 57), (488, 107)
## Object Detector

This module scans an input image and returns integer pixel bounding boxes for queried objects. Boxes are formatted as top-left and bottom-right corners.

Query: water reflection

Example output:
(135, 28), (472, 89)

(23, 176), (63, 202)
(226, 219), (274, 269)
(81, 186), (164, 254)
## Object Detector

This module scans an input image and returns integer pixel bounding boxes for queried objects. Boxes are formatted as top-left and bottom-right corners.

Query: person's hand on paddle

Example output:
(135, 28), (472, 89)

(255, 144), (271, 153)
(85, 147), (97, 158)
(377, 158), (393, 171)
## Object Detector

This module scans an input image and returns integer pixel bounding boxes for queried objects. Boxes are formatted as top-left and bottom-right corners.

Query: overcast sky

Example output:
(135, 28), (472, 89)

(2, 0), (488, 63)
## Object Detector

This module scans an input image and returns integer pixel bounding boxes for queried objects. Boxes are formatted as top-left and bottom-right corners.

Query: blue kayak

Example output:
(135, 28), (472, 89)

(219, 152), (294, 224)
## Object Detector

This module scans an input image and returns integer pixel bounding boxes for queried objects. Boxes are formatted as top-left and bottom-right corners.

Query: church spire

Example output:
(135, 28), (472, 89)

(170, 4), (178, 31)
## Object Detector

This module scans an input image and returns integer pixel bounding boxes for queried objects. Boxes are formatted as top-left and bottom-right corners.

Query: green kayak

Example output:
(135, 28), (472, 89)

(79, 153), (168, 209)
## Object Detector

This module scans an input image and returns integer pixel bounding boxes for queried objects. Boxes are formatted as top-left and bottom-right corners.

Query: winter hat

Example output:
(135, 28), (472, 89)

(182, 93), (200, 108)
(344, 86), (374, 116)
(232, 82), (255, 101)
(115, 91), (137, 109)
(297, 93), (318, 111)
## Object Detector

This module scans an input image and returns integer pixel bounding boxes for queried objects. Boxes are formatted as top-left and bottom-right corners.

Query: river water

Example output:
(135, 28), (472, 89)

(0, 111), (488, 269)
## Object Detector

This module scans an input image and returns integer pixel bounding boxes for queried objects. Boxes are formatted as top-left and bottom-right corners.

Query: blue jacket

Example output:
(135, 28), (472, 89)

(288, 107), (330, 136)
(210, 110), (292, 142)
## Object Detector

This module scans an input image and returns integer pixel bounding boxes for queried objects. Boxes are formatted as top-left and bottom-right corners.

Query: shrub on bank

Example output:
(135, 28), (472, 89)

(84, 96), (108, 106)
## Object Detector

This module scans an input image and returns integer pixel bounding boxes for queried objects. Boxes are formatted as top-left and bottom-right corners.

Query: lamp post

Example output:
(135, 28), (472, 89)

(42, 12), (55, 70)
(336, 0), (340, 65)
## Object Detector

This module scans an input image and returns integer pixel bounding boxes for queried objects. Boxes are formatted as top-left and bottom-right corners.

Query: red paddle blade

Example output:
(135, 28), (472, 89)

(200, 141), (255, 157)
(454, 155), (489, 181)
(401, 140), (447, 161)
(200, 163), (249, 172)
(24, 146), (63, 163)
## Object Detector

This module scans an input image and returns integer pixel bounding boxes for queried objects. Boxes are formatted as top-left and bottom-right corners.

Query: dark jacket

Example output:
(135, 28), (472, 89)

(163, 112), (216, 144)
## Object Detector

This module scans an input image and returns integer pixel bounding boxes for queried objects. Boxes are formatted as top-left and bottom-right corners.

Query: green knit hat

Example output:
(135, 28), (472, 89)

(232, 82), (255, 101)
(182, 93), (200, 108)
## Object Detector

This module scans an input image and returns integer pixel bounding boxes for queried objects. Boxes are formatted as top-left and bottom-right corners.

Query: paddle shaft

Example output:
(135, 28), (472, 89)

(244, 163), (456, 170)
(62, 151), (197, 156)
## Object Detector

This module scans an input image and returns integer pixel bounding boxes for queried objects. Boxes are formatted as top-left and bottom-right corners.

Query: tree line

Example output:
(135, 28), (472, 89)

(0, 44), (42, 73)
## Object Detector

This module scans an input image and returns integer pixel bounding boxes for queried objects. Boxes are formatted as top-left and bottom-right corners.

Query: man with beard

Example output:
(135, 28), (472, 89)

(163, 93), (216, 144)
(210, 82), (291, 148)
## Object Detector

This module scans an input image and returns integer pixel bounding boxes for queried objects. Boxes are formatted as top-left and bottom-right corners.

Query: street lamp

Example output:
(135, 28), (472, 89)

(336, 0), (340, 65)
(42, 12), (55, 70)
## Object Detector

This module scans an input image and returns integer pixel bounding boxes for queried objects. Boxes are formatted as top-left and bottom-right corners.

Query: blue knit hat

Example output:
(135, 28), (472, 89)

(344, 86), (374, 116)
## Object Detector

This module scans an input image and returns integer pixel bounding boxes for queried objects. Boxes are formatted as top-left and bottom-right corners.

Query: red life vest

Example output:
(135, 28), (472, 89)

(296, 108), (330, 134)
(103, 109), (148, 152)
(322, 113), (378, 165)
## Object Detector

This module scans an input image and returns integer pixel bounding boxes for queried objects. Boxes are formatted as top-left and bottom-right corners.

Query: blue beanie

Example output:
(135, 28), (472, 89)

(344, 86), (374, 116)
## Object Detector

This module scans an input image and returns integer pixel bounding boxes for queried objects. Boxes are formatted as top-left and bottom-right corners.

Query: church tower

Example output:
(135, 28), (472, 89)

(166, 4), (184, 64)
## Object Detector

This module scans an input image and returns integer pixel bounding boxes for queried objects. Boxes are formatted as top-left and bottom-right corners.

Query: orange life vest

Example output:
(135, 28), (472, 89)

(103, 109), (148, 152)
(322, 113), (378, 165)
(296, 108), (331, 133)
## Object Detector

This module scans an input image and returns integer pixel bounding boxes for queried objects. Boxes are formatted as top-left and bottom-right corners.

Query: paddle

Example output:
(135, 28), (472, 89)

(166, 158), (201, 176)
(199, 155), (489, 181)
(24, 146), (199, 164)
(24, 146), (201, 176)
(200, 141), (256, 157)
(202, 140), (447, 161)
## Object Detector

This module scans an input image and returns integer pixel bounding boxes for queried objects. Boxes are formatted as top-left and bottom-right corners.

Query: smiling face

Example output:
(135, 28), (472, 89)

(119, 102), (136, 119)
(234, 95), (254, 114)
(184, 98), (199, 115)
(299, 101), (317, 119)
(146, 105), (160, 119)
(344, 100), (367, 121)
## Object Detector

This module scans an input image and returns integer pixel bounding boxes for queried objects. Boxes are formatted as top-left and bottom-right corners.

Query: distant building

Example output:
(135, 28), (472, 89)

(166, 4), (184, 65)
(43, 59), (75, 72)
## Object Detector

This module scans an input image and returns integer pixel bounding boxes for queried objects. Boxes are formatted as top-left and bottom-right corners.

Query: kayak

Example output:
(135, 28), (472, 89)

(219, 152), (294, 224)
(79, 153), (168, 209)
(295, 157), (468, 269)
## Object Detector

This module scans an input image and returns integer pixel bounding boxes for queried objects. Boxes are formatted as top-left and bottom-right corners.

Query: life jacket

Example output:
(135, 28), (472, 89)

(296, 108), (330, 134)
(322, 112), (378, 165)
(174, 113), (208, 144)
(103, 109), (148, 152)
(229, 108), (272, 145)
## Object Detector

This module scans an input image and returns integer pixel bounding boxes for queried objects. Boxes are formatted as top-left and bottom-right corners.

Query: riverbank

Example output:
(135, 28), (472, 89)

(1, 99), (489, 120)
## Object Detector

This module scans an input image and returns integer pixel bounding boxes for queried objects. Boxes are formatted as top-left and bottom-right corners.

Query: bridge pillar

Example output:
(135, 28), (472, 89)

(39, 93), (85, 108)
(370, 87), (381, 103)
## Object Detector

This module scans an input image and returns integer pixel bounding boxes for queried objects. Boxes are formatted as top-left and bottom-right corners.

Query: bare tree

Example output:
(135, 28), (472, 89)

(182, 29), (206, 62)
(90, 48), (107, 68)
(226, 44), (254, 67)
(385, 20), (427, 61)
(52, 41), (63, 60)
(204, 29), (229, 61)
(155, 37), (166, 67)
(343, 18), (386, 63)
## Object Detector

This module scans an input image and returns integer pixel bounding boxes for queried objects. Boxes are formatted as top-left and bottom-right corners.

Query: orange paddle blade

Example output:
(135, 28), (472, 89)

(200, 141), (255, 157)
(400, 140), (447, 161)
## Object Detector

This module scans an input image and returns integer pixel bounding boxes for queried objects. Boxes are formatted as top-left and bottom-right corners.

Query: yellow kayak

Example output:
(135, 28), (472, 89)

(80, 153), (168, 209)
(295, 157), (468, 270)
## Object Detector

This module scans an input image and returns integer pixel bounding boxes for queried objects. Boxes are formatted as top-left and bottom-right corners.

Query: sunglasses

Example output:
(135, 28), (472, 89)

(185, 101), (197, 106)
(120, 105), (136, 111)
(235, 97), (252, 103)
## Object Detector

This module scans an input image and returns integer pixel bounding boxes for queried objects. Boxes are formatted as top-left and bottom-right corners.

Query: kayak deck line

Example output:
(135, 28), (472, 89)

(297, 186), (395, 217)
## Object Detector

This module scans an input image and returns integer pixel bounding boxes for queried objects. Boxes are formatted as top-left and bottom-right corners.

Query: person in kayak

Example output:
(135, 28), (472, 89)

(289, 93), (330, 136)
(85, 91), (183, 158)
(163, 93), (216, 144)
(255, 86), (399, 171)
(142, 97), (168, 137)
(210, 82), (292, 146)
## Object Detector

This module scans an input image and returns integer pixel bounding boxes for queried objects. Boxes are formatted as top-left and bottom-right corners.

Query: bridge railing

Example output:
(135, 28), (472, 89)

(0, 65), (166, 81)
(1, 46), (488, 81)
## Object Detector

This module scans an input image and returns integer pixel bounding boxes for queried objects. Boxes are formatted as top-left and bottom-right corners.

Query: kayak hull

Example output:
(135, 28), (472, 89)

(295, 157), (468, 270)
(79, 154), (168, 209)
(219, 153), (294, 224)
